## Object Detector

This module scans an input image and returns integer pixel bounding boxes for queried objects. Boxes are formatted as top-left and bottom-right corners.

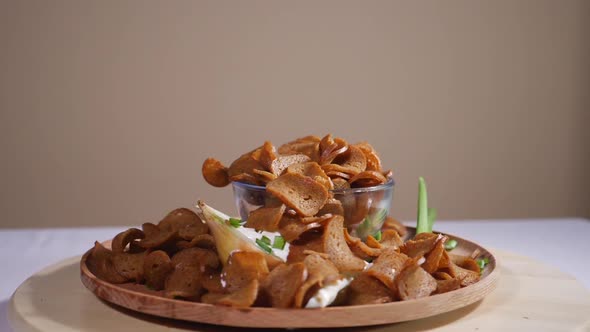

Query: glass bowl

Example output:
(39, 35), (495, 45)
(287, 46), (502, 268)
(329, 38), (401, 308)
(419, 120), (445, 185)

(232, 179), (394, 239)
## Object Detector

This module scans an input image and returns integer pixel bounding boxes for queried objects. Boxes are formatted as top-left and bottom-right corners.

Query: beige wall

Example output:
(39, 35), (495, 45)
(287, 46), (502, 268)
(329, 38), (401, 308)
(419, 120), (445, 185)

(1, 1), (589, 228)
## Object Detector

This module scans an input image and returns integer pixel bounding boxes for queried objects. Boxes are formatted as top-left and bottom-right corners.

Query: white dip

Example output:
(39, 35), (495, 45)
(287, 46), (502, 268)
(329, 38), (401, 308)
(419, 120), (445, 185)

(305, 277), (352, 308)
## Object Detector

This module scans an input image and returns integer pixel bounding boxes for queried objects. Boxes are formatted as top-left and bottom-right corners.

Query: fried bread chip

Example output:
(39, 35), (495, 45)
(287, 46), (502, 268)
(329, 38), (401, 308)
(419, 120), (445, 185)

(87, 241), (128, 284)
(293, 253), (341, 308)
(435, 278), (461, 294)
(343, 229), (381, 260)
(447, 257), (481, 286)
(270, 154), (312, 176)
(229, 172), (264, 185)
(346, 273), (393, 305)
(111, 228), (144, 254)
(321, 215), (366, 273)
(449, 254), (481, 273)
(422, 235), (447, 273)
(349, 170), (387, 187)
(201, 251), (268, 308)
(176, 234), (216, 250)
(331, 177), (351, 191)
(158, 208), (205, 234)
(400, 232), (441, 258)
(178, 222), (209, 241)
(321, 163), (359, 177)
(325, 170), (352, 180)
(380, 229), (404, 249)
(382, 216), (408, 238)
(317, 198), (344, 216)
(396, 264), (437, 300)
(286, 161), (333, 191)
(170, 247), (219, 270)
(366, 247), (409, 293)
(261, 262), (307, 308)
(223, 251), (269, 291)
(228, 152), (264, 178)
(127, 240), (144, 253)
(366, 234), (382, 249)
(258, 141), (277, 172)
(244, 204), (286, 232)
(202, 158), (230, 187)
(252, 169), (277, 184)
(267, 172), (329, 217)
(201, 272), (224, 294)
(333, 145), (367, 175)
(164, 265), (203, 299)
(278, 135), (321, 161)
(319, 135), (349, 165)
(353, 142), (382, 172)
(300, 214), (334, 225)
(143, 250), (173, 290)
(279, 215), (324, 242)
(166, 246), (220, 299)
(138, 223), (179, 251)
(432, 271), (454, 280)
(112, 252), (146, 282)
(286, 233), (323, 263)
(201, 279), (260, 308)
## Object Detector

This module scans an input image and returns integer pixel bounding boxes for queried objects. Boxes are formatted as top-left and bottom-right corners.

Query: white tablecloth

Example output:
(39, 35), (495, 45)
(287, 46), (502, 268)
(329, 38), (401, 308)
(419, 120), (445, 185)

(2, 218), (589, 331)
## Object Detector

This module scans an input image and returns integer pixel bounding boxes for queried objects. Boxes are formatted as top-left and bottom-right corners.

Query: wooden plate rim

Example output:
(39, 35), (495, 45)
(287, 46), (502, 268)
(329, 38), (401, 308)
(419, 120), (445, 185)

(79, 227), (500, 328)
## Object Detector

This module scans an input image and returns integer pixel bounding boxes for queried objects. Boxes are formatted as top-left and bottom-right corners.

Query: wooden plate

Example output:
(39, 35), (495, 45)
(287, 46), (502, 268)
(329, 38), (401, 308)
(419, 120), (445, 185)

(79, 227), (499, 328)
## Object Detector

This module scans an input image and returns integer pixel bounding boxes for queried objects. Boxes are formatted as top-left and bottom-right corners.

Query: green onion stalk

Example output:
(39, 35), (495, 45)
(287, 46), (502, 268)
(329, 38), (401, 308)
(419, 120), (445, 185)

(416, 177), (436, 234)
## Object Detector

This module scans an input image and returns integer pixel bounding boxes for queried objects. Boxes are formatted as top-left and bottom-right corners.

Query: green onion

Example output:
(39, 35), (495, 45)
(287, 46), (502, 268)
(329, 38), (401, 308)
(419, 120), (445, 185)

(255, 238), (272, 253)
(427, 207), (437, 232)
(444, 239), (458, 251)
(228, 217), (242, 228)
(416, 177), (431, 234)
(356, 208), (387, 240)
(260, 235), (271, 245)
(272, 235), (286, 250)
(476, 257), (489, 270)
(373, 230), (382, 241)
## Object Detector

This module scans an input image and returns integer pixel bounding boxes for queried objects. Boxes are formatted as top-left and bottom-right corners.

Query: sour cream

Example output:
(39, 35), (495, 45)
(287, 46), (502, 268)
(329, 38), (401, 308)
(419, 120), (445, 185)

(305, 277), (352, 308)
(235, 226), (290, 261)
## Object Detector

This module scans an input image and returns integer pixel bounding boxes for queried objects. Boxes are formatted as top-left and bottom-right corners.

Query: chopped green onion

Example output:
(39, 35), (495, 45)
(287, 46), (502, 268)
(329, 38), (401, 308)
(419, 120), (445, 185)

(416, 177), (430, 234)
(444, 239), (458, 251)
(255, 238), (272, 253)
(476, 257), (489, 270)
(373, 230), (382, 241)
(260, 235), (271, 245)
(272, 235), (286, 250)
(228, 217), (242, 228)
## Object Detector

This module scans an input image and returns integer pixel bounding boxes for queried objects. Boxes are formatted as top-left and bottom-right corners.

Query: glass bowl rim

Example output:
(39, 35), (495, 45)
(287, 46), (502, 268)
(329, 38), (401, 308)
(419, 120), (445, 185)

(231, 178), (395, 194)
